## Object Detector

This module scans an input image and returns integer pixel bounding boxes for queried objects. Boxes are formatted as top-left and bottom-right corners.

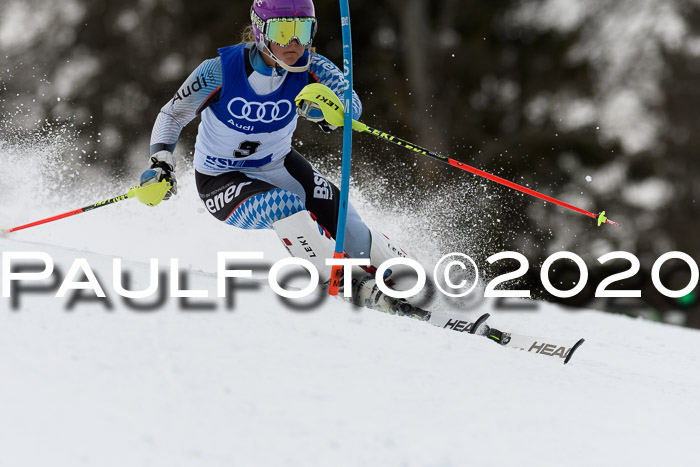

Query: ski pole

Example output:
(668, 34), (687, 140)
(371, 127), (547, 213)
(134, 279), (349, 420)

(0, 180), (171, 236)
(354, 124), (618, 227)
(295, 84), (618, 227)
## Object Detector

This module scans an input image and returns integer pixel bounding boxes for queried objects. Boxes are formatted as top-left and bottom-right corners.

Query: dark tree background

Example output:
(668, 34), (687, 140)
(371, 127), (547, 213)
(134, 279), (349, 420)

(1, 0), (698, 326)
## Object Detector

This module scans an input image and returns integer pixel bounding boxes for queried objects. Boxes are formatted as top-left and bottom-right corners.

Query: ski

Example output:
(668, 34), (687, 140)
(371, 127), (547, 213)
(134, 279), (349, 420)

(483, 323), (585, 364)
(329, 281), (586, 364)
(429, 312), (585, 364)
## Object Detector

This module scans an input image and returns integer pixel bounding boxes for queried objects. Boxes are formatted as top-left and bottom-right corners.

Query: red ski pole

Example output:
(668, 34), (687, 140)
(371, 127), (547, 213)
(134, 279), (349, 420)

(355, 123), (618, 227)
(1, 181), (171, 236)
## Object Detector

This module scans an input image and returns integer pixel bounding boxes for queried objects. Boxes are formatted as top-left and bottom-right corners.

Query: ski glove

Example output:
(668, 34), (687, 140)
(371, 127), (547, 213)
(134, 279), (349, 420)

(297, 99), (337, 134)
(317, 120), (337, 134)
(140, 150), (177, 201)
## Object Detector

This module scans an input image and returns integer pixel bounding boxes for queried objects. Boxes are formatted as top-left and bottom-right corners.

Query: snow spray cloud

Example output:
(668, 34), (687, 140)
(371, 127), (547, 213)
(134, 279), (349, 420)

(313, 151), (505, 265)
(0, 87), (110, 220)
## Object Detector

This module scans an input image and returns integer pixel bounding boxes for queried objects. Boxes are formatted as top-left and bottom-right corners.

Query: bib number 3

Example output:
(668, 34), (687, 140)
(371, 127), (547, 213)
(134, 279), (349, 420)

(234, 141), (261, 158)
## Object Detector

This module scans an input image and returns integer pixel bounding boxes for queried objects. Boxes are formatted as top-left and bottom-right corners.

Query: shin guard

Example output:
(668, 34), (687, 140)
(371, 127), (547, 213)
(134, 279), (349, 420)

(272, 211), (336, 283)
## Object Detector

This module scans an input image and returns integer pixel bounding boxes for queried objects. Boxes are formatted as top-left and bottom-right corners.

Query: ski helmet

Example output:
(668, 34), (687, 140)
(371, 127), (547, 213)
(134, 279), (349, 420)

(250, 0), (317, 72)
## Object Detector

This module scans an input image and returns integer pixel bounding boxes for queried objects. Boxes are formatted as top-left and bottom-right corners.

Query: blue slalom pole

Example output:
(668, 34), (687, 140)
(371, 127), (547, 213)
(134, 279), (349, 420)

(328, 0), (354, 295)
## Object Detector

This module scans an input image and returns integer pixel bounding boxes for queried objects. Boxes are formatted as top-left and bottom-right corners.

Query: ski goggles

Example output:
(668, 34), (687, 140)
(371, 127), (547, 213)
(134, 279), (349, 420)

(263, 17), (316, 47)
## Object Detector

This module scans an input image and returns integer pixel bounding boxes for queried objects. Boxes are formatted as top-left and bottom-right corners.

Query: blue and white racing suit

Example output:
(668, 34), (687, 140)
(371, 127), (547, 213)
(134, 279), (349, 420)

(150, 43), (371, 258)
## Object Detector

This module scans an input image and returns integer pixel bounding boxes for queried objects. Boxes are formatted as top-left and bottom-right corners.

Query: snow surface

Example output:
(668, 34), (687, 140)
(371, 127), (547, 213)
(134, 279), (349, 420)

(1, 162), (699, 467)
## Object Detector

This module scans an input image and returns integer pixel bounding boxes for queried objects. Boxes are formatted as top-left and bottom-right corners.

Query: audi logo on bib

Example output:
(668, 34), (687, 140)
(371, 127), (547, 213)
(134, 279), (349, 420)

(227, 97), (293, 123)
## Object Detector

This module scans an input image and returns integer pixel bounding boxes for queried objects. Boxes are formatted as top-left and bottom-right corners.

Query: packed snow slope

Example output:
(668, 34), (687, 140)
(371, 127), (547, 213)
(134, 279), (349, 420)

(1, 166), (699, 467)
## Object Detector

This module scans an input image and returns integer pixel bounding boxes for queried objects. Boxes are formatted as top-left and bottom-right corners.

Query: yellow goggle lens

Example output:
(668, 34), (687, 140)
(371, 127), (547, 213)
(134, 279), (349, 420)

(266, 18), (315, 47)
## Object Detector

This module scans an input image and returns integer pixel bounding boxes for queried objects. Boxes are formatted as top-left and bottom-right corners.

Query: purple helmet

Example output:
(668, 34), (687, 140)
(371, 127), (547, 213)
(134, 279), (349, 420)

(251, 0), (316, 71)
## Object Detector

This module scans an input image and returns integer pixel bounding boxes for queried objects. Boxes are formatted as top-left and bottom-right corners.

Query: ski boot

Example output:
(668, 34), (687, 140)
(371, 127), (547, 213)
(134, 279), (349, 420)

(483, 327), (511, 345)
(465, 313), (512, 345)
(351, 275), (431, 321)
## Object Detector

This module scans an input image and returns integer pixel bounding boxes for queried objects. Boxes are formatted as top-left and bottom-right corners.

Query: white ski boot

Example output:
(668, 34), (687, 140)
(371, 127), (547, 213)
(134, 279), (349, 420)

(350, 274), (431, 321)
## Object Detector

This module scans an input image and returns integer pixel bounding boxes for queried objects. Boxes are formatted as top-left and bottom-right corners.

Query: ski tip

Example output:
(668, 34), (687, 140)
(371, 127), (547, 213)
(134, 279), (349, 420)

(469, 312), (490, 334)
(564, 338), (585, 364)
(0, 227), (9, 238)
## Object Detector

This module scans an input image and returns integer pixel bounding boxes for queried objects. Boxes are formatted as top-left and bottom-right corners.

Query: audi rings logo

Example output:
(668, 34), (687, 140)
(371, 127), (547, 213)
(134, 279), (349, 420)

(227, 97), (293, 123)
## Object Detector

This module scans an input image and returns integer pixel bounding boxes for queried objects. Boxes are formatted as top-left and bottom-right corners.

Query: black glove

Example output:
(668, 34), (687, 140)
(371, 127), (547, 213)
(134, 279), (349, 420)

(298, 99), (338, 134)
(317, 120), (338, 134)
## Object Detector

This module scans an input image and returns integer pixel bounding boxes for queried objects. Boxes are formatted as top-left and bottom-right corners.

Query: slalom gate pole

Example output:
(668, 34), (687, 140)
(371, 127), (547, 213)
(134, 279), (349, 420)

(328, 0), (355, 296)
(354, 123), (619, 227)
(0, 181), (171, 236)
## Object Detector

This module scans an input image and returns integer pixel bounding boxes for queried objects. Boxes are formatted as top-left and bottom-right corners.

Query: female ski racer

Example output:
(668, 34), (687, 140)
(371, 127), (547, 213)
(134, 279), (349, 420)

(140, 0), (430, 318)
